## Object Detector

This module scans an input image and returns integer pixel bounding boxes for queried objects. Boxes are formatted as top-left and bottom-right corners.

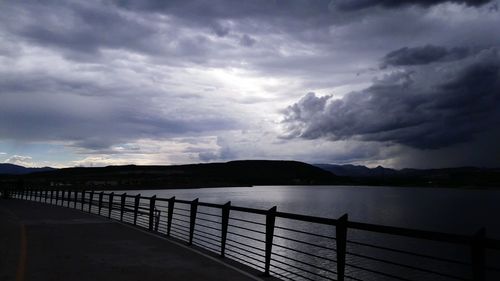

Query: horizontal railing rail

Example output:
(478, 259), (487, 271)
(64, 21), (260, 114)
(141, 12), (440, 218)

(6, 188), (500, 281)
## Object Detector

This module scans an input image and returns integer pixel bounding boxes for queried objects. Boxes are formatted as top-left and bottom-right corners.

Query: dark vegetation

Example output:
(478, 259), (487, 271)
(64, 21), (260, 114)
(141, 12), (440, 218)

(1, 161), (499, 190)
(0, 160), (341, 190)
(0, 163), (56, 175)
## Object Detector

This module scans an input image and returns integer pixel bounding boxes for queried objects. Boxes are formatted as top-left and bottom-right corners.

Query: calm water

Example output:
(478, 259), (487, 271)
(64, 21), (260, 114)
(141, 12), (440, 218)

(124, 185), (500, 238)
(107, 185), (500, 280)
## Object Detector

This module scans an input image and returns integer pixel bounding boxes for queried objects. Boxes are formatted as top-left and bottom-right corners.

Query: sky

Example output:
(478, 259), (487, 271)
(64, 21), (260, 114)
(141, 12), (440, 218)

(0, 0), (499, 169)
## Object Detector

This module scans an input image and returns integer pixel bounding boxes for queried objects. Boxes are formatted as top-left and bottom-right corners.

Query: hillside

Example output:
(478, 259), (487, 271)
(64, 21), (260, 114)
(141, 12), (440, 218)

(315, 164), (500, 187)
(0, 163), (56, 175)
(1, 160), (343, 190)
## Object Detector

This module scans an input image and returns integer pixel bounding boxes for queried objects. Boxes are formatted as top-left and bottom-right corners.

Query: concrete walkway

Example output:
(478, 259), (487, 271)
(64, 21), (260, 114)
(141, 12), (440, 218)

(0, 199), (264, 281)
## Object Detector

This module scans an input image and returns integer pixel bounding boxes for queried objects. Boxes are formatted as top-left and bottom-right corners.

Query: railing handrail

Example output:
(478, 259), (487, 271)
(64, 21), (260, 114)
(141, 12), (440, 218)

(76, 190), (500, 247)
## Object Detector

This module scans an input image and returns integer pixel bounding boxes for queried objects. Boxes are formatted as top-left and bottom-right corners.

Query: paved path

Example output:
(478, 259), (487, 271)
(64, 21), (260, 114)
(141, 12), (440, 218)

(0, 199), (264, 281)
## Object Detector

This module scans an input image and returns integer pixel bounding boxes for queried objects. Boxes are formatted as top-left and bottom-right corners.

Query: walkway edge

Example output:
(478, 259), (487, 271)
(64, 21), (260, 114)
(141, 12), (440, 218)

(115, 219), (266, 281)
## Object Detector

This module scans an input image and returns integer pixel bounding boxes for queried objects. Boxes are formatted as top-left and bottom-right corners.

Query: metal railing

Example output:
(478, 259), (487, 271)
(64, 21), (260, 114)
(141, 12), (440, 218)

(8, 188), (500, 281)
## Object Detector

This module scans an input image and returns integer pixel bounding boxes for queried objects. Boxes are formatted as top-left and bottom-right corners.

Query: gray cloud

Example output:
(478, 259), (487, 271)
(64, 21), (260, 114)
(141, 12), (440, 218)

(330, 0), (492, 11)
(283, 48), (500, 150)
(1, 0), (499, 168)
(1, 2), (160, 58)
(239, 34), (257, 47)
(0, 70), (240, 151)
(212, 21), (231, 37)
(382, 45), (472, 67)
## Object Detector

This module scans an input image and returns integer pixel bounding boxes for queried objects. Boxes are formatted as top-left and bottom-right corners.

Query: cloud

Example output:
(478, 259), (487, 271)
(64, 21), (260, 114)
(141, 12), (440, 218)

(282, 48), (500, 150)
(211, 21), (231, 37)
(1, 0), (499, 168)
(329, 0), (492, 11)
(4, 155), (34, 167)
(239, 34), (257, 47)
(381, 45), (472, 67)
(0, 57), (241, 151)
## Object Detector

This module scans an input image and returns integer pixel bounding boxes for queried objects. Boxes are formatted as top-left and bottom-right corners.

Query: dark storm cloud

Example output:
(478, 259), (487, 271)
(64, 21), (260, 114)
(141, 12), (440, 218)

(211, 21), (231, 37)
(382, 45), (472, 67)
(283, 48), (500, 149)
(1, 0), (499, 167)
(0, 1), (161, 58)
(1, 0), (496, 75)
(331, 0), (492, 11)
(239, 34), (257, 47)
(117, 0), (492, 17)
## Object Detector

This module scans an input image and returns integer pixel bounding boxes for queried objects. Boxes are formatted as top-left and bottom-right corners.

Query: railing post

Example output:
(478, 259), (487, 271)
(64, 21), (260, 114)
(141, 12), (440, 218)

(80, 190), (85, 211)
(89, 191), (94, 213)
(188, 198), (199, 245)
(120, 193), (126, 222)
(221, 201), (231, 257)
(149, 195), (156, 231)
(50, 190), (54, 204)
(67, 190), (71, 207)
(98, 192), (104, 215)
(108, 192), (114, 218)
(154, 210), (161, 232)
(133, 194), (140, 225)
(472, 228), (486, 281)
(167, 196), (175, 236)
(69, 190), (73, 207)
(45, 189), (48, 203)
(61, 190), (66, 206)
(264, 206), (277, 276)
(30, 188), (33, 201)
(336, 214), (348, 281)
(56, 190), (60, 205)
(74, 190), (78, 208)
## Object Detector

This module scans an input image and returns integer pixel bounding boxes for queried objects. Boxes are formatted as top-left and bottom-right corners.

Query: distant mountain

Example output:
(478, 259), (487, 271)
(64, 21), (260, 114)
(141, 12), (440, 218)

(0, 163), (56, 175)
(2, 160), (344, 190)
(314, 164), (500, 187)
(314, 164), (397, 177)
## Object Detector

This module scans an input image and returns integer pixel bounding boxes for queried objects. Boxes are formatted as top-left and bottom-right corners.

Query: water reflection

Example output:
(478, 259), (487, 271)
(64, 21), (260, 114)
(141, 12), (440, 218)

(125, 185), (500, 238)
(121, 186), (500, 280)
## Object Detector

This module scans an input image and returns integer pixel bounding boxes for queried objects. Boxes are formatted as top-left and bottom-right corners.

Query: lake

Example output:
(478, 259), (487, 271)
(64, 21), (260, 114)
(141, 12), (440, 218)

(117, 185), (500, 280)
(122, 185), (500, 238)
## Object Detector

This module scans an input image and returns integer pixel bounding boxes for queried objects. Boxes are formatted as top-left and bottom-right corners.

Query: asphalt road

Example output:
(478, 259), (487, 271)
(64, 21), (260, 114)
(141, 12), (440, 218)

(0, 199), (265, 281)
